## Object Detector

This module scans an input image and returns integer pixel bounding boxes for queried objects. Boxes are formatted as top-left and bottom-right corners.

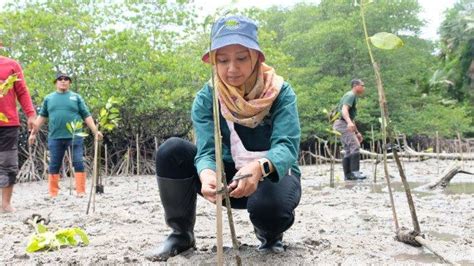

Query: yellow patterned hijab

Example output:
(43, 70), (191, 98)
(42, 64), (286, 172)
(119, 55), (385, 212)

(210, 49), (284, 128)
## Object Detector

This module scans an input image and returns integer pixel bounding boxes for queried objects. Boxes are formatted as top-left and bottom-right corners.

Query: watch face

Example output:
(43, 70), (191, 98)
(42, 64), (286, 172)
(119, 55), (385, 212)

(263, 161), (271, 174)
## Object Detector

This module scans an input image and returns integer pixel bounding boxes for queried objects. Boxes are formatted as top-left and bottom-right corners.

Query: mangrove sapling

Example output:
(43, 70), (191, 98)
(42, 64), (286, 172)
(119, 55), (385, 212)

(358, 1), (456, 264)
(86, 96), (121, 214)
(66, 121), (89, 196)
(25, 222), (89, 253)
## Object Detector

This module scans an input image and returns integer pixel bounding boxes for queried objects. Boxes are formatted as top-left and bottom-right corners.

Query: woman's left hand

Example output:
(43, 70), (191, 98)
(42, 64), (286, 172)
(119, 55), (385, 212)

(229, 160), (262, 198)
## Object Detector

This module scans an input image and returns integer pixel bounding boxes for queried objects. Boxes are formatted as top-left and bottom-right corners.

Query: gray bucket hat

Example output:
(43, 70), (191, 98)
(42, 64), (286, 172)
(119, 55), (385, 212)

(202, 15), (265, 63)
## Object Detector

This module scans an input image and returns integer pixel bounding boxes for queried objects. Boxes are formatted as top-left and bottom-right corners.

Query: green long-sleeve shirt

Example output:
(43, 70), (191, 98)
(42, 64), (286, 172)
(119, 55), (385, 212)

(192, 82), (301, 182)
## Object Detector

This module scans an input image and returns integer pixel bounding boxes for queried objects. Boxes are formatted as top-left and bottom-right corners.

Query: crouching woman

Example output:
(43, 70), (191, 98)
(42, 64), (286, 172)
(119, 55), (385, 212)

(145, 15), (302, 261)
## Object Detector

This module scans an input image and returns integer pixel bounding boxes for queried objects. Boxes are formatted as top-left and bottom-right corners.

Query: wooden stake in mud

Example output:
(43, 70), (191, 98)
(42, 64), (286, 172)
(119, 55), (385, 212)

(86, 137), (99, 214)
(136, 134), (140, 176)
(457, 132), (464, 170)
(43, 149), (48, 180)
(104, 144), (108, 177)
(209, 13), (242, 266)
(136, 134), (140, 191)
(371, 125), (376, 183)
(67, 147), (75, 196)
(436, 131), (440, 175)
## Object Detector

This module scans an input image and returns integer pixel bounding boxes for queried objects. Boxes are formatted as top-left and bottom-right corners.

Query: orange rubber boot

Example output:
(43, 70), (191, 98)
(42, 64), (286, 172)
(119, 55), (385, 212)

(48, 174), (60, 197)
(75, 172), (86, 197)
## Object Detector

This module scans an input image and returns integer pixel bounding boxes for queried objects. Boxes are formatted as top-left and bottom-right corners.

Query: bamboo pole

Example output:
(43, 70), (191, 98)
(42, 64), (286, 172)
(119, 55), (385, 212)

(208, 14), (242, 265)
(126, 147), (130, 176)
(104, 144), (108, 177)
(136, 134), (140, 191)
(136, 134), (140, 176)
(436, 131), (440, 175)
(86, 137), (99, 214)
(457, 132), (463, 170)
(371, 125), (376, 183)
(43, 149), (48, 180)
(67, 147), (75, 196)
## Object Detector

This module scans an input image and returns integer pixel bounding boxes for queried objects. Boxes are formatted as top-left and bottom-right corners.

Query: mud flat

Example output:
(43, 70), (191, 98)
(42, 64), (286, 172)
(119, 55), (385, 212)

(1, 159), (473, 265)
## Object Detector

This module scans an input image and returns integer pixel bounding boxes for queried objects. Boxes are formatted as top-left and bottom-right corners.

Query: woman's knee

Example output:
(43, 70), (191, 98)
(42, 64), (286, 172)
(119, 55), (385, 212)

(155, 137), (197, 178)
(248, 198), (295, 231)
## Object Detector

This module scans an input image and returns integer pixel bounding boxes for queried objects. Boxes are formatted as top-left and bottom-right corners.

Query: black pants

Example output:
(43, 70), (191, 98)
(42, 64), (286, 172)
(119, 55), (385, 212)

(156, 137), (302, 234)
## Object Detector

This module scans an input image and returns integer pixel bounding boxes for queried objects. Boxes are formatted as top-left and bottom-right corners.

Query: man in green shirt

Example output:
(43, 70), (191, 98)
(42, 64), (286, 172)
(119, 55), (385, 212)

(333, 79), (367, 180)
(29, 73), (102, 197)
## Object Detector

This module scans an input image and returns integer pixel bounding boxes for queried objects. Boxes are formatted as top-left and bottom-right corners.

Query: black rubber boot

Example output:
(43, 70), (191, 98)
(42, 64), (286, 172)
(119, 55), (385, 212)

(144, 176), (196, 261)
(342, 157), (355, 180)
(349, 152), (367, 180)
(254, 227), (285, 253)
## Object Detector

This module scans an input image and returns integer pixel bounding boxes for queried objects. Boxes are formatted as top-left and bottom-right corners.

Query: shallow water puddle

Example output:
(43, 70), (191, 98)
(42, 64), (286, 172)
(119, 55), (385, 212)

(303, 179), (474, 196)
(392, 252), (441, 263)
(426, 231), (461, 241)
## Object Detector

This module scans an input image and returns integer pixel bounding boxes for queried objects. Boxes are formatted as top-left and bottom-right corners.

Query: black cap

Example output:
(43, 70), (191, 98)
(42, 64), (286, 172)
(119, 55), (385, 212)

(54, 72), (72, 83)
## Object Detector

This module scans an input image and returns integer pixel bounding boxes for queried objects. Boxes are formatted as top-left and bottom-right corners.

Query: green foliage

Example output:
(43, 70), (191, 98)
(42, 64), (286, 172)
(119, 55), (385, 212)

(98, 96), (122, 132)
(0, 0), (471, 144)
(66, 121), (88, 138)
(430, 0), (474, 134)
(26, 223), (89, 253)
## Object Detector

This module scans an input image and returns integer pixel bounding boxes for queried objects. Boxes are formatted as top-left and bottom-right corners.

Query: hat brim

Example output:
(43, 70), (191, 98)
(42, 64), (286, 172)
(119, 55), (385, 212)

(202, 33), (265, 63)
(54, 75), (72, 83)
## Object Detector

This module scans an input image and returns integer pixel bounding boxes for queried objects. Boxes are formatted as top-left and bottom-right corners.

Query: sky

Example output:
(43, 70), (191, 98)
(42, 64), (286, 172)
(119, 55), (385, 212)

(0, 0), (457, 40)
(193, 0), (458, 40)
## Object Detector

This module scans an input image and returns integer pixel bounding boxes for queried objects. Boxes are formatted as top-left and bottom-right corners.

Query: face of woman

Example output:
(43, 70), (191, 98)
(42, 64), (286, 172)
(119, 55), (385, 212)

(215, 44), (255, 87)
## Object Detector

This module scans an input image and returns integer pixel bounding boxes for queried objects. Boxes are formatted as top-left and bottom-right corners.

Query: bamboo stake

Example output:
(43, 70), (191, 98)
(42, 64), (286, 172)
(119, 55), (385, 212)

(43, 149), (48, 180)
(360, 1), (399, 231)
(209, 14), (242, 266)
(67, 147), (75, 196)
(86, 137), (99, 214)
(371, 125), (376, 183)
(136, 134), (140, 191)
(436, 131), (440, 175)
(126, 147), (130, 176)
(315, 141), (319, 173)
(136, 134), (140, 176)
(457, 132), (463, 170)
(104, 144), (108, 177)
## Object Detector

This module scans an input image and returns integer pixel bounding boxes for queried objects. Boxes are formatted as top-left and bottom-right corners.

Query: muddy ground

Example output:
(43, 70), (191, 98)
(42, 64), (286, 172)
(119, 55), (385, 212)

(1, 159), (473, 265)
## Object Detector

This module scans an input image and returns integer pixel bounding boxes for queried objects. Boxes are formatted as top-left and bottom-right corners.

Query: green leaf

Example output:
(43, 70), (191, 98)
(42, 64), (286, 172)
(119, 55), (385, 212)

(75, 132), (89, 137)
(325, 128), (342, 136)
(369, 32), (404, 50)
(0, 112), (8, 122)
(100, 108), (107, 118)
(66, 123), (73, 134)
(74, 228), (89, 245)
(37, 223), (48, 234)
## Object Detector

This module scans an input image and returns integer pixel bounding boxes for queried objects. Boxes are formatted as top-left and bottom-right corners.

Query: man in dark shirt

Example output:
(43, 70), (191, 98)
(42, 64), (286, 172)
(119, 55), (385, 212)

(333, 79), (367, 180)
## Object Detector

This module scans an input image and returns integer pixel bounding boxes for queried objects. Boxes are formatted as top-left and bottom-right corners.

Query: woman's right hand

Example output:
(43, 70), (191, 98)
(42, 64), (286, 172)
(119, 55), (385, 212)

(200, 169), (217, 203)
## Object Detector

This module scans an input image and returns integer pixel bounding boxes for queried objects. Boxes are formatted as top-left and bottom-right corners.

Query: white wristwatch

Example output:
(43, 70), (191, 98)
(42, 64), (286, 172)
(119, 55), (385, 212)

(258, 158), (272, 179)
